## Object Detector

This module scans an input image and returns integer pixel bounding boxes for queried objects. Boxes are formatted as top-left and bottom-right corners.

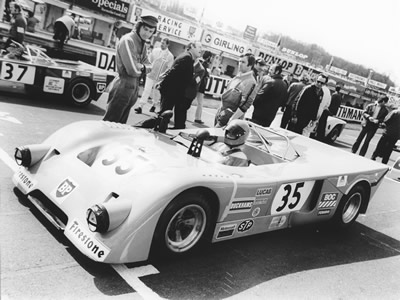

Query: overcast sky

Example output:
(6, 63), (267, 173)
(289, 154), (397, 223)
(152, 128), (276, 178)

(200, 0), (400, 86)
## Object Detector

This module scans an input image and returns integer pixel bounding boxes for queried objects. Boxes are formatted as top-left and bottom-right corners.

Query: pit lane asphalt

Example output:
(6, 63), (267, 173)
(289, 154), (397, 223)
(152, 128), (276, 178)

(1, 87), (400, 299)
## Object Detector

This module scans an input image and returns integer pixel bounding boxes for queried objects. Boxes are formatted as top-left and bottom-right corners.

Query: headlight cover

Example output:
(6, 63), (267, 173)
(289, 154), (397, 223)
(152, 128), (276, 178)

(87, 204), (110, 233)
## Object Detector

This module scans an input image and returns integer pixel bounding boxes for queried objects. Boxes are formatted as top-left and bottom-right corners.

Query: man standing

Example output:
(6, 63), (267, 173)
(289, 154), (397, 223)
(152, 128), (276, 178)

(288, 74), (328, 134)
(53, 13), (76, 49)
(135, 38), (174, 114)
(4, 2), (26, 49)
(103, 16), (158, 124)
(371, 106), (400, 164)
(314, 84), (342, 141)
(280, 73), (310, 129)
(194, 51), (213, 124)
(214, 53), (256, 128)
(158, 40), (203, 129)
(352, 96), (389, 156)
(251, 63), (288, 127)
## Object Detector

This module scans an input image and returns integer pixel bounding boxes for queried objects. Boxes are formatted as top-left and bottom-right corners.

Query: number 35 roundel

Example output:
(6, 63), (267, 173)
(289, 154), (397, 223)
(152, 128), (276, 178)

(271, 181), (315, 215)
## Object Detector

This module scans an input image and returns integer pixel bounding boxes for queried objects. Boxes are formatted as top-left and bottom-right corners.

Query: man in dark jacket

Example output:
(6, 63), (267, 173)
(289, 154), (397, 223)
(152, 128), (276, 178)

(352, 96), (389, 156)
(4, 3), (26, 50)
(159, 40), (203, 129)
(371, 106), (400, 164)
(288, 74), (328, 134)
(251, 64), (288, 127)
(280, 73), (310, 129)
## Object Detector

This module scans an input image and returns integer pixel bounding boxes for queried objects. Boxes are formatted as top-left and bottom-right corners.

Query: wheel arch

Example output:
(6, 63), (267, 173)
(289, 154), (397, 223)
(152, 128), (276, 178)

(343, 179), (371, 214)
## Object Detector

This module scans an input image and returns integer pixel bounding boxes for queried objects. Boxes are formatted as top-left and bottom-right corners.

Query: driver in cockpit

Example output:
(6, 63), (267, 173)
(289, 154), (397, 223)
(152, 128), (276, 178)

(210, 119), (250, 167)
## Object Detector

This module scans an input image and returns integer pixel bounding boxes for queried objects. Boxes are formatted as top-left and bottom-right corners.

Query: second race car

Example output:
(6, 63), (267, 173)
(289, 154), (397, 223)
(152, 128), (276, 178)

(0, 42), (115, 107)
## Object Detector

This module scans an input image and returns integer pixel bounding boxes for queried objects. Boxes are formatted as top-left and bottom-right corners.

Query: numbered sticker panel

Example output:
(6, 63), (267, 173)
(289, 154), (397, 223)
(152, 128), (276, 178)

(0, 62), (36, 84)
(270, 181), (315, 215)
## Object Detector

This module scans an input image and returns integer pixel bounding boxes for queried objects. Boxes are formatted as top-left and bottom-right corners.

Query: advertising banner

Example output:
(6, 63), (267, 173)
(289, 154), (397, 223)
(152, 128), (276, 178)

(202, 29), (254, 57)
(64, 0), (130, 19)
(203, 75), (231, 96)
(335, 106), (364, 123)
(132, 6), (202, 41)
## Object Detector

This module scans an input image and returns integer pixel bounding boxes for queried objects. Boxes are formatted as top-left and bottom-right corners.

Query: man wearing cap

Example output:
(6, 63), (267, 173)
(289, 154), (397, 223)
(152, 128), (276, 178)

(103, 15), (158, 124)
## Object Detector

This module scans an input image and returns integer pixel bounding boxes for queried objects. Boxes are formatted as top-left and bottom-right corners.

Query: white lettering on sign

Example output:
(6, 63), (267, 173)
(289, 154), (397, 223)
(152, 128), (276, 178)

(336, 106), (363, 123)
(204, 75), (230, 96)
(132, 7), (202, 40)
(43, 77), (64, 94)
(281, 47), (308, 59)
(96, 50), (116, 73)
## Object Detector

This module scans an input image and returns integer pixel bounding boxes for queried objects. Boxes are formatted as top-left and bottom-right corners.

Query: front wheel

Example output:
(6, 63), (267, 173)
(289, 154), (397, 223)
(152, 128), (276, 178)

(66, 78), (94, 107)
(151, 191), (214, 258)
(333, 185), (366, 228)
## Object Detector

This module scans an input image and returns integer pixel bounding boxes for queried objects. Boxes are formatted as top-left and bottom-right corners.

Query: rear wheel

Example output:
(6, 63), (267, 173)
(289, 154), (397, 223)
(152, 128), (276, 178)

(66, 78), (94, 107)
(151, 191), (214, 258)
(333, 185), (366, 228)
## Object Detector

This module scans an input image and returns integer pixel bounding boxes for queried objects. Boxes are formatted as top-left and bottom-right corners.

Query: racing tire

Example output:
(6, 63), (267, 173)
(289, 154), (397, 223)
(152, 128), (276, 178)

(326, 125), (341, 144)
(151, 191), (214, 259)
(333, 185), (366, 228)
(66, 78), (94, 107)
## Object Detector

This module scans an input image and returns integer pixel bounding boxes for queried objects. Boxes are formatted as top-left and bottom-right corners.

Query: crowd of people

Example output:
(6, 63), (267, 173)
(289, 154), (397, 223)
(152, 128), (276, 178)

(101, 15), (400, 166)
(3, 8), (398, 166)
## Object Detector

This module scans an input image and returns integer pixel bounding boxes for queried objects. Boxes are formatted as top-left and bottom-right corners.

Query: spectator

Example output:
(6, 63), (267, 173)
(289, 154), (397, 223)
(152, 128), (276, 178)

(102, 15), (157, 124)
(253, 57), (269, 92)
(371, 106), (400, 164)
(211, 65), (221, 76)
(288, 74), (328, 135)
(4, 2), (26, 50)
(194, 51), (213, 124)
(135, 38), (174, 114)
(283, 73), (294, 87)
(280, 73), (310, 129)
(181, 55), (207, 127)
(214, 53), (256, 128)
(53, 13), (76, 49)
(351, 96), (389, 156)
(158, 40), (203, 129)
(251, 63), (288, 127)
(26, 10), (39, 33)
(210, 119), (250, 167)
(314, 84), (341, 141)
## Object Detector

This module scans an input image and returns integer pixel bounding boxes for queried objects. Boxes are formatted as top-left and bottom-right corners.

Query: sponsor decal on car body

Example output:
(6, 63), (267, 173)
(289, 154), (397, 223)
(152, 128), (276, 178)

(65, 219), (110, 261)
(237, 219), (254, 232)
(269, 215), (287, 229)
(216, 224), (236, 239)
(319, 192), (338, 208)
(229, 200), (253, 212)
(51, 177), (78, 203)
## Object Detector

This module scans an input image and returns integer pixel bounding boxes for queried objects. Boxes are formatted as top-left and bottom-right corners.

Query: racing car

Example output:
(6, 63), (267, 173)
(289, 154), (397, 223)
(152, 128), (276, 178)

(12, 115), (388, 264)
(0, 42), (115, 107)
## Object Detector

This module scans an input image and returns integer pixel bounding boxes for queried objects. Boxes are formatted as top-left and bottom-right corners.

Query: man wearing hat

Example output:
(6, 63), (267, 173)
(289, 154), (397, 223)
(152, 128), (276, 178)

(103, 15), (158, 124)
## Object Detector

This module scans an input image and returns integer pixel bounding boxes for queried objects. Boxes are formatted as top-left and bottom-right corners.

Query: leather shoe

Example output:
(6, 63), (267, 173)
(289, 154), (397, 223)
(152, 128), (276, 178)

(194, 119), (204, 124)
(149, 106), (156, 113)
(134, 107), (142, 114)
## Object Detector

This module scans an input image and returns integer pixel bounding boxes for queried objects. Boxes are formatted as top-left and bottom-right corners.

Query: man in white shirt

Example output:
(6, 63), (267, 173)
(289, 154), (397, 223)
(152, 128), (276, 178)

(135, 37), (174, 114)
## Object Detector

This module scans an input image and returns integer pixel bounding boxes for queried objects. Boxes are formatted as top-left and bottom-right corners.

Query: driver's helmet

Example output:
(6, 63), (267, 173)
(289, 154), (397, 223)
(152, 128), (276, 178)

(224, 119), (250, 147)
